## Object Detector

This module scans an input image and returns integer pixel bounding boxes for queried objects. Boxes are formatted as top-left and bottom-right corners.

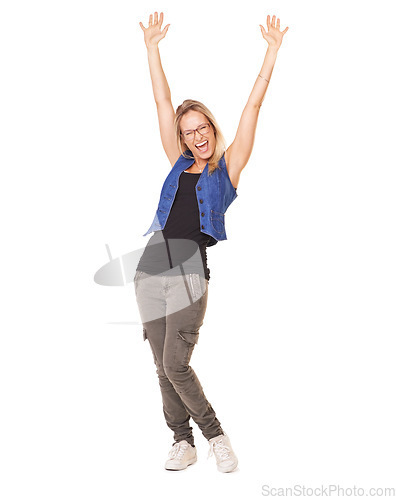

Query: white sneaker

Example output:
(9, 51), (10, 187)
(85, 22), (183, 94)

(165, 440), (197, 470)
(208, 434), (238, 473)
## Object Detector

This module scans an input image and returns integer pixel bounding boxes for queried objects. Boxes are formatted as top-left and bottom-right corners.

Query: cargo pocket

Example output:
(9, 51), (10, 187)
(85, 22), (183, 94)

(174, 329), (200, 370)
(210, 210), (225, 235)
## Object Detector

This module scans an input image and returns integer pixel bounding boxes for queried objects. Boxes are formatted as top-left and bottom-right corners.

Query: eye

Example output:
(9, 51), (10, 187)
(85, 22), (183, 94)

(199, 124), (210, 133)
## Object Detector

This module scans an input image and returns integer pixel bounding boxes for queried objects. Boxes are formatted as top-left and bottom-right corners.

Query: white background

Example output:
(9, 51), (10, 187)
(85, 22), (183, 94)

(1, 0), (395, 498)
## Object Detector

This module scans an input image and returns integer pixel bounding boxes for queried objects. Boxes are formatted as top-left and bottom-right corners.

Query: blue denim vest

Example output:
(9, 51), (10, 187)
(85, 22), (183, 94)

(143, 150), (238, 247)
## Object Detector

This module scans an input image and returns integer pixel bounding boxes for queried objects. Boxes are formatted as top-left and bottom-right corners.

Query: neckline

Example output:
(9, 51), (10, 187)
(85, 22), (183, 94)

(183, 170), (201, 174)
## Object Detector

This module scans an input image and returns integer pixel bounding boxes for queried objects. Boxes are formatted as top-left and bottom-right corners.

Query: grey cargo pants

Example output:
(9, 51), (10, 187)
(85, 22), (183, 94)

(133, 270), (224, 447)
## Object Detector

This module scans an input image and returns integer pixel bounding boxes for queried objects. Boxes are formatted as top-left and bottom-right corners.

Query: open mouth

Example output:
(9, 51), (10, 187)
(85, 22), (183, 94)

(195, 140), (208, 152)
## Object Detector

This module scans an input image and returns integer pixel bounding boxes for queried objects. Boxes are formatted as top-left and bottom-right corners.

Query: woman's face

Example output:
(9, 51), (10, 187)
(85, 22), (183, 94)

(180, 110), (215, 161)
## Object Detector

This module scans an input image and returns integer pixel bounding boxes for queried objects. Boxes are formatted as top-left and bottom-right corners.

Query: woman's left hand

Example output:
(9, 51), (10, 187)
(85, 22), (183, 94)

(260, 15), (289, 50)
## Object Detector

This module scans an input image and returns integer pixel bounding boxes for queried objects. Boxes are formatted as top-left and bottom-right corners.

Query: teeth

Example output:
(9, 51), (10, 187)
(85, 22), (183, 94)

(196, 140), (208, 147)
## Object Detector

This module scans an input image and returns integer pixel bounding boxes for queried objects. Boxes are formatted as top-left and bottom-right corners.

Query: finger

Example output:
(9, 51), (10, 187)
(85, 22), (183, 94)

(161, 24), (170, 37)
(282, 26), (289, 35)
(154, 11), (158, 24)
(272, 15), (276, 26)
(139, 21), (146, 32)
(277, 18), (280, 29)
(260, 26), (269, 41)
(266, 14), (270, 29)
(159, 11), (164, 27)
(149, 14), (153, 26)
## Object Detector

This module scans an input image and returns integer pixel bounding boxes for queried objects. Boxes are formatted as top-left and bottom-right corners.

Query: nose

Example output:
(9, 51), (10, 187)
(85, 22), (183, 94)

(195, 130), (205, 141)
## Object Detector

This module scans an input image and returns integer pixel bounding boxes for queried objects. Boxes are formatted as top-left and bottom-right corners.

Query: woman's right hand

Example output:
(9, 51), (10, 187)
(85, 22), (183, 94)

(139, 11), (170, 49)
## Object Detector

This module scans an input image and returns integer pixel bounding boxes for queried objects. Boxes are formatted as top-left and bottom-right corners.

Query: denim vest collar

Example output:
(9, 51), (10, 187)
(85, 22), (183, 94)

(143, 150), (238, 246)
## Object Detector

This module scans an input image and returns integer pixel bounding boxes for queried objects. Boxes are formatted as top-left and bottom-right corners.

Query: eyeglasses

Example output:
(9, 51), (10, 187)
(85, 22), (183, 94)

(181, 122), (211, 141)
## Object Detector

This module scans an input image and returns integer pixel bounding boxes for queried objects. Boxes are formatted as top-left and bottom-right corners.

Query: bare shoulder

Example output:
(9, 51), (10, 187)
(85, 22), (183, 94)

(224, 149), (240, 190)
(168, 151), (181, 167)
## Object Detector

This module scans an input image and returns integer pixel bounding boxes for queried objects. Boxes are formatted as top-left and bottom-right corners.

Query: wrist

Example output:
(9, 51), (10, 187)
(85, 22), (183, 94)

(147, 43), (159, 52)
(267, 45), (279, 53)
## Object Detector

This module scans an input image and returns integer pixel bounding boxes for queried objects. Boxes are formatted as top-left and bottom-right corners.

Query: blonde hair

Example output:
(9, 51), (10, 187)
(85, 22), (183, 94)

(175, 99), (226, 175)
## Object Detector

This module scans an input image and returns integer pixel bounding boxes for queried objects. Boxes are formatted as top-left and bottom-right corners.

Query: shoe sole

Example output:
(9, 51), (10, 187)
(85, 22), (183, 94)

(217, 460), (238, 473)
(165, 456), (197, 471)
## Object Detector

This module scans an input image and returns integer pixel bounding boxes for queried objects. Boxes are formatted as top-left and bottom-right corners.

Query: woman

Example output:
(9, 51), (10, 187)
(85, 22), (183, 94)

(135, 11), (288, 473)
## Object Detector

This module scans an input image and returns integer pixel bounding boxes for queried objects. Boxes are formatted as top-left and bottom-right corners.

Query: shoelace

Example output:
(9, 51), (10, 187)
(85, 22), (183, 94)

(207, 438), (231, 461)
(168, 442), (189, 460)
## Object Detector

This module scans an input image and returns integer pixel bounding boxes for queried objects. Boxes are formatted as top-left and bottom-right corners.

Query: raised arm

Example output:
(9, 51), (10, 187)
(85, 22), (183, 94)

(139, 12), (180, 166)
(226, 15), (289, 188)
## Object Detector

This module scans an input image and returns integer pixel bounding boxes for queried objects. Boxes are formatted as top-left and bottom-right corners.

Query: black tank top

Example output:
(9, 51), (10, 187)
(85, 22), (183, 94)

(137, 171), (213, 280)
